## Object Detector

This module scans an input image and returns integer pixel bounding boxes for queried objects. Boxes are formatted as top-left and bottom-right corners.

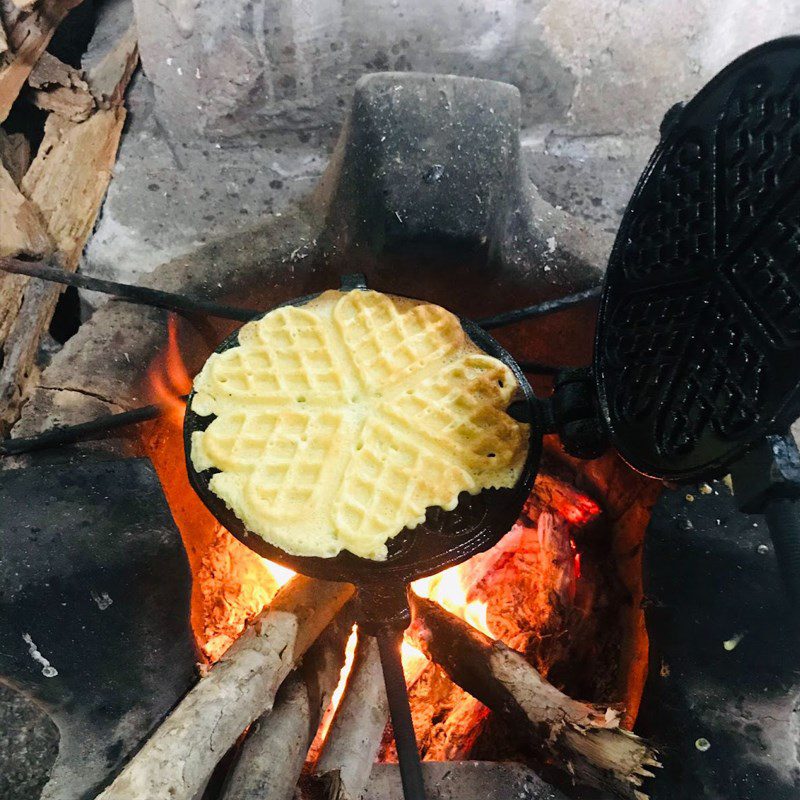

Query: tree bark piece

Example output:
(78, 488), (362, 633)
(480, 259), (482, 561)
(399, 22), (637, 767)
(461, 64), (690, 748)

(26, 51), (95, 121)
(95, 576), (354, 800)
(0, 128), (31, 184)
(408, 594), (659, 800)
(0, 0), (85, 122)
(222, 612), (354, 800)
(313, 633), (389, 800)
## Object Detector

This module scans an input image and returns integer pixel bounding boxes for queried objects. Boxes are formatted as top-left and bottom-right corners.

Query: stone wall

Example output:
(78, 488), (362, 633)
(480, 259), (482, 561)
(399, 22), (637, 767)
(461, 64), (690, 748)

(131, 0), (800, 141)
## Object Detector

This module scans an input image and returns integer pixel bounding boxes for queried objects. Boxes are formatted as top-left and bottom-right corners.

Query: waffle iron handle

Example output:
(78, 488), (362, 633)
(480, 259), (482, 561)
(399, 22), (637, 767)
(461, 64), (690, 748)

(358, 582), (427, 800)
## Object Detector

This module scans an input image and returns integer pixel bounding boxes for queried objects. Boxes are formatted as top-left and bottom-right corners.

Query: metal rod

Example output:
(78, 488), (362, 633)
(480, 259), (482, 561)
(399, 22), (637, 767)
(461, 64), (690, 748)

(376, 628), (427, 800)
(0, 258), (257, 323)
(476, 286), (602, 330)
(0, 397), (187, 456)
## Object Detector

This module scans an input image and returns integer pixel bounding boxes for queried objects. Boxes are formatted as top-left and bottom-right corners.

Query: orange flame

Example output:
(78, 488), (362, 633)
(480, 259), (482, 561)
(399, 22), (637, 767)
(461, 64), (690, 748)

(412, 564), (494, 638)
(146, 315), (193, 425)
(316, 624), (359, 746)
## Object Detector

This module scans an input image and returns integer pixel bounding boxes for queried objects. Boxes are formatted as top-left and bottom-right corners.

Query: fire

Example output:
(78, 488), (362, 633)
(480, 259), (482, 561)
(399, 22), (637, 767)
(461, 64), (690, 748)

(412, 564), (494, 638)
(147, 315), (192, 425)
(142, 315), (295, 662)
(315, 624), (359, 748)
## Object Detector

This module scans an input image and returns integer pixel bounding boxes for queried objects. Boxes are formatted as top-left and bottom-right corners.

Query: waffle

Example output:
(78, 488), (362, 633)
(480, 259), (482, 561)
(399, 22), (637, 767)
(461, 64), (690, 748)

(190, 289), (529, 560)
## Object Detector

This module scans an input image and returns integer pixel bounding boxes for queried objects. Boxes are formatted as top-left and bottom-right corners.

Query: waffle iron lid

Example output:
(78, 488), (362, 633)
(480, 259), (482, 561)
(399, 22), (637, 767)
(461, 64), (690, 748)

(594, 37), (800, 482)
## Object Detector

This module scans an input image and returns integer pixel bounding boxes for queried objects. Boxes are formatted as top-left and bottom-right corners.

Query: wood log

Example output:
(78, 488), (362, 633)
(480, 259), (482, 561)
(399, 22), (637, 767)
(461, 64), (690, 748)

(222, 611), (354, 800)
(25, 51), (95, 121)
(0, 163), (52, 382)
(94, 576), (355, 800)
(0, 128), (31, 184)
(313, 633), (389, 800)
(0, 0), (85, 122)
(1, 102), (126, 430)
(0, 162), (50, 259)
(408, 594), (659, 800)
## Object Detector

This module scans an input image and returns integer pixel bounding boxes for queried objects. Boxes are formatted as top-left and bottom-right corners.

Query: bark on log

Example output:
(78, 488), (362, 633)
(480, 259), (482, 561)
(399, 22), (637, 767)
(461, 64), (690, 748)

(25, 51), (95, 121)
(95, 577), (354, 800)
(0, 128), (31, 184)
(409, 594), (659, 800)
(0, 0), (85, 122)
(222, 611), (354, 800)
(313, 633), (389, 800)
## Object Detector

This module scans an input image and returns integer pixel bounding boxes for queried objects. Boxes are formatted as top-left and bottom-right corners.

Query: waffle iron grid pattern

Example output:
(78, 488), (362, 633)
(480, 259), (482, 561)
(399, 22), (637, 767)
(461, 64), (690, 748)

(597, 39), (800, 479)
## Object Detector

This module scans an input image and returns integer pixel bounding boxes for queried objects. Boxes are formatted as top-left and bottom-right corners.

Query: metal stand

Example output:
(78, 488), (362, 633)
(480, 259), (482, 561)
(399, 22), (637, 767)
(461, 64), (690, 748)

(375, 627), (427, 800)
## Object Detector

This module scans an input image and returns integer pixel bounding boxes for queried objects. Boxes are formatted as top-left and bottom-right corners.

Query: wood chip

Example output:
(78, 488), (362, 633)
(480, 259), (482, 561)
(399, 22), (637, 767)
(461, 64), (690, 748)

(25, 50), (94, 121)
(0, 128), (31, 184)
(0, 0), (84, 122)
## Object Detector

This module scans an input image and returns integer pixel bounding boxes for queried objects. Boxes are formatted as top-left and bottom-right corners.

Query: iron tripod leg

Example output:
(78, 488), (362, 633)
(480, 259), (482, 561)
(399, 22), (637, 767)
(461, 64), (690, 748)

(376, 627), (427, 800)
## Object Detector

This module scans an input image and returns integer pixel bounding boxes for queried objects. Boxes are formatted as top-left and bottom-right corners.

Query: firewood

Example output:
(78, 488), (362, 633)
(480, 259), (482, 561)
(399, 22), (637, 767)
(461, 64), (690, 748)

(0, 128), (31, 184)
(0, 162), (50, 259)
(408, 594), (660, 800)
(313, 633), (389, 800)
(25, 51), (95, 121)
(0, 0), (85, 122)
(222, 611), (354, 800)
(94, 576), (355, 800)
(0, 163), (51, 374)
(0, 108), (125, 430)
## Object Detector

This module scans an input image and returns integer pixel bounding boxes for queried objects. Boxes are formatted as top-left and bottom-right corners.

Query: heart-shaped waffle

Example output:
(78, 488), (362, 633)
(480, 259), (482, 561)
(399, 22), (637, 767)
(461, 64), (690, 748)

(190, 290), (529, 560)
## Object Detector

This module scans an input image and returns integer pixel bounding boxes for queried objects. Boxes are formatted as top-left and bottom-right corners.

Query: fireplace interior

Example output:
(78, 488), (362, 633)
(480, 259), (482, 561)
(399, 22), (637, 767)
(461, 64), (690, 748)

(2, 21), (800, 800)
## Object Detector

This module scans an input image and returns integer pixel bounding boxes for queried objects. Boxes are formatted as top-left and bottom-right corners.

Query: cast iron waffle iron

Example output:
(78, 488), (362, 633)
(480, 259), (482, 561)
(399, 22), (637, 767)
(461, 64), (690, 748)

(184, 275), (541, 800)
(595, 36), (800, 482)
(591, 37), (800, 611)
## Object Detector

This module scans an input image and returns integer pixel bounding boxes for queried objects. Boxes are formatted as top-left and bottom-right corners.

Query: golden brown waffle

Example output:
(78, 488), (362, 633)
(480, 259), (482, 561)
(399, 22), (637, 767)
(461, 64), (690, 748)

(190, 289), (529, 560)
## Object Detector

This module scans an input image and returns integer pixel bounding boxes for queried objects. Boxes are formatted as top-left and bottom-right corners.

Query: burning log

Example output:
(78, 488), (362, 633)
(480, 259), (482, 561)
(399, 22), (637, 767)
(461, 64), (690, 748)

(222, 612), (354, 800)
(409, 594), (659, 800)
(95, 576), (354, 800)
(313, 633), (389, 800)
